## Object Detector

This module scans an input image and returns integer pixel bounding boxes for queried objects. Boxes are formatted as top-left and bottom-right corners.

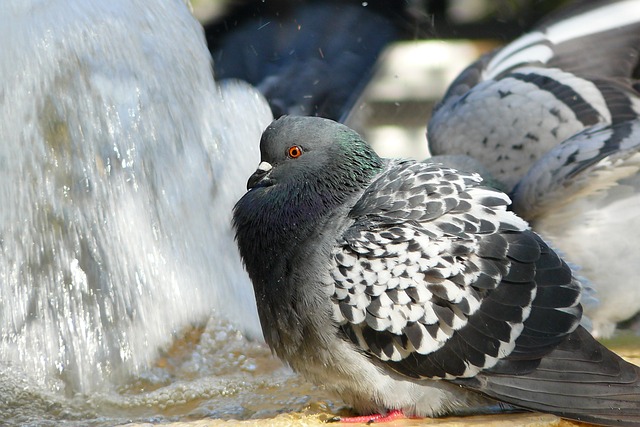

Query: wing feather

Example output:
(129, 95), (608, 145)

(460, 327), (640, 426)
(330, 162), (580, 381)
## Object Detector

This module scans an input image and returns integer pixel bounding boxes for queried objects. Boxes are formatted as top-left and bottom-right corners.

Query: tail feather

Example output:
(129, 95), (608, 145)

(459, 327), (640, 426)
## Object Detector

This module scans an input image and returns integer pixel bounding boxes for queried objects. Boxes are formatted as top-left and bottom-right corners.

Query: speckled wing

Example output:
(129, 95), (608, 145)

(329, 161), (583, 380)
(428, 0), (640, 191)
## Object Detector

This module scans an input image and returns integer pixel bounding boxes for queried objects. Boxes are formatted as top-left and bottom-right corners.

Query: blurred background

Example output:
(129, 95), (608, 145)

(195, 0), (572, 158)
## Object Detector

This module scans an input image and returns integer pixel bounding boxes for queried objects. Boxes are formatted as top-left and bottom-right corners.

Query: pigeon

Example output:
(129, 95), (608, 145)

(205, 0), (420, 121)
(233, 115), (640, 426)
(428, 0), (640, 191)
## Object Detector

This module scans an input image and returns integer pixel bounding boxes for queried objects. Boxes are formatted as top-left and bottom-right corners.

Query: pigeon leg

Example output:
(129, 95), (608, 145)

(331, 409), (406, 424)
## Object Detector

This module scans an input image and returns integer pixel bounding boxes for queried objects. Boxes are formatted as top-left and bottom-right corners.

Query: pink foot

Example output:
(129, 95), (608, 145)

(335, 409), (406, 424)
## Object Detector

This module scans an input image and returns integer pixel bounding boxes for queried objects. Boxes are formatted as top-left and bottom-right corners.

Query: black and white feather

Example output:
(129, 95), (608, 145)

(233, 116), (640, 426)
(330, 162), (537, 373)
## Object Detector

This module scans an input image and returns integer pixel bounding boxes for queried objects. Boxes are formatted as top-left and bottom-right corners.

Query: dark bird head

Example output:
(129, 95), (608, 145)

(246, 115), (384, 193)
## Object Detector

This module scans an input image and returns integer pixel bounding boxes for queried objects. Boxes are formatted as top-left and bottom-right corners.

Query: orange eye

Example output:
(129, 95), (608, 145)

(288, 145), (303, 158)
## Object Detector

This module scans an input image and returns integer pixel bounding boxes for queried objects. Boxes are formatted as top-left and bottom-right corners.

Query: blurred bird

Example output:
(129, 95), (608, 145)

(428, 0), (640, 190)
(204, 0), (422, 121)
(427, 0), (640, 337)
(511, 119), (640, 337)
(234, 116), (640, 426)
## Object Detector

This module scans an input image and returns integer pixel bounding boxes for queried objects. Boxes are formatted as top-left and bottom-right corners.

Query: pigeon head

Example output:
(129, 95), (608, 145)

(234, 116), (384, 319)
(246, 115), (384, 192)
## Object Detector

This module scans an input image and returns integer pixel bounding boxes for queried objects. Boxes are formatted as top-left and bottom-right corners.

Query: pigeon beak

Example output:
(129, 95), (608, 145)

(247, 161), (273, 190)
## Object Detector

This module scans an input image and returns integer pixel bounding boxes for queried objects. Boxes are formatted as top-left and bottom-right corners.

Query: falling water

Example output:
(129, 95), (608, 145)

(0, 0), (270, 408)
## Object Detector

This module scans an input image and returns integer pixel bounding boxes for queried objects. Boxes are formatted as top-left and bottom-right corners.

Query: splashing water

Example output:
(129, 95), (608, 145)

(0, 0), (270, 400)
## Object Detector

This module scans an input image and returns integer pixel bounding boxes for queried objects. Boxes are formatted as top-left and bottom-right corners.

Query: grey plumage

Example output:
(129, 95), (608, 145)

(428, 0), (640, 191)
(233, 115), (640, 426)
(511, 119), (640, 337)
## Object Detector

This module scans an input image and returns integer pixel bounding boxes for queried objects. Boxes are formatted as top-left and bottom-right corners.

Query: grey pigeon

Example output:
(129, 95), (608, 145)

(233, 115), (640, 426)
(428, 0), (640, 191)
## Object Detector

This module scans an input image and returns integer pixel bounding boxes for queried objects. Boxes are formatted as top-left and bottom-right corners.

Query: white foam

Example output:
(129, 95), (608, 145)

(0, 0), (271, 395)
